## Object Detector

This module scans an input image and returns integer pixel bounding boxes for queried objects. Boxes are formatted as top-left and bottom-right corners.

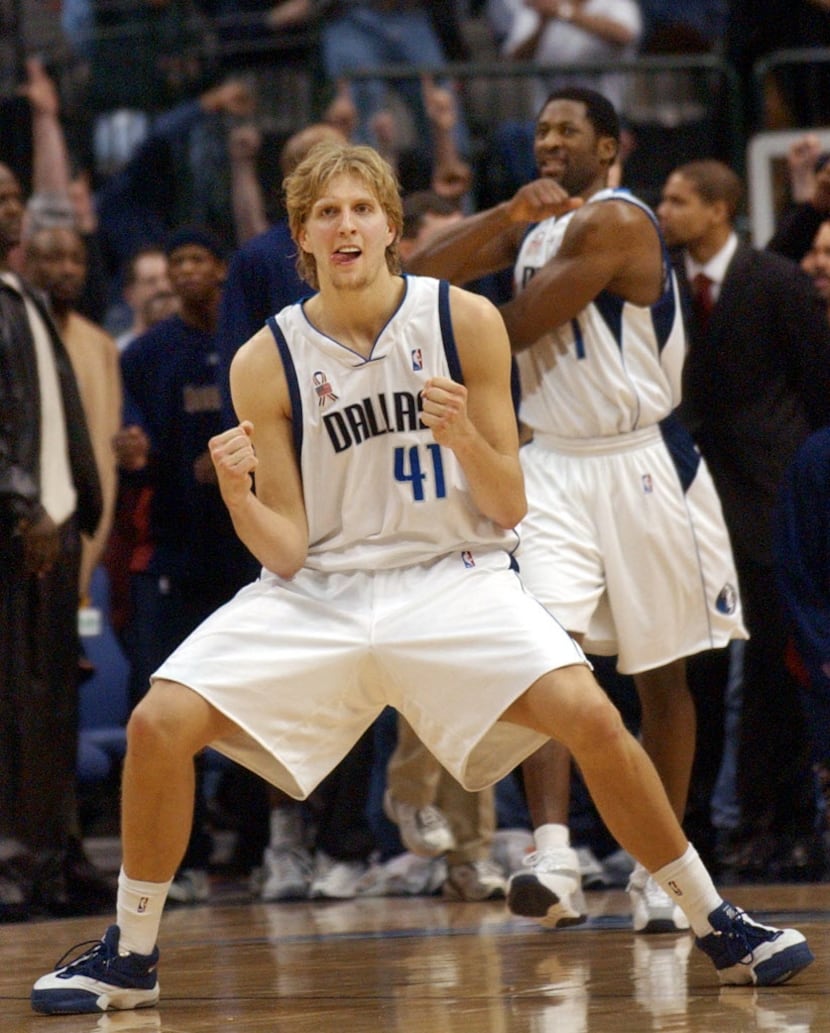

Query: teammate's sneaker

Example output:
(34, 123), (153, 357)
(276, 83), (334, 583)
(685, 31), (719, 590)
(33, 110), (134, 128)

(31, 925), (159, 1015)
(261, 845), (312, 901)
(628, 866), (691, 934)
(695, 902), (814, 985)
(166, 867), (210, 905)
(506, 846), (588, 927)
(383, 790), (456, 857)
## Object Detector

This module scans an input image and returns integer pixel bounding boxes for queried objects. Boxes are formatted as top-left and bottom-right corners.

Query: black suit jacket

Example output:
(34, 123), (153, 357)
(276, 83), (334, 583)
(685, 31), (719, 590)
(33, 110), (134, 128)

(0, 277), (101, 538)
(674, 242), (830, 564)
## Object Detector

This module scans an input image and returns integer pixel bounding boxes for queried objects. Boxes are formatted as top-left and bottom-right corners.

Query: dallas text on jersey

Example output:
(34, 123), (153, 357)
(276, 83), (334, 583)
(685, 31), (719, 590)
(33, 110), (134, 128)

(323, 389), (426, 453)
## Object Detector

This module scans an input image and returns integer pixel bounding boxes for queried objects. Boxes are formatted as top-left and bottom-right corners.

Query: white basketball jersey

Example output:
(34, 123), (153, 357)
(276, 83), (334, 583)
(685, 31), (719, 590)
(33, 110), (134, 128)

(514, 187), (686, 439)
(267, 275), (517, 573)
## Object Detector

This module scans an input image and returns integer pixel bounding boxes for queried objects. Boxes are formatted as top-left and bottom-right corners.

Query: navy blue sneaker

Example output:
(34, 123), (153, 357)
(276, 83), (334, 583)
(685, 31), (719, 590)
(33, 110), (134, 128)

(695, 902), (813, 986)
(31, 925), (159, 1014)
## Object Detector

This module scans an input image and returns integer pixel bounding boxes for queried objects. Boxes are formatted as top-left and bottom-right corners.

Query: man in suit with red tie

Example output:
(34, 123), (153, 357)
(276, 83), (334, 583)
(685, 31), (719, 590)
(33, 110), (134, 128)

(658, 159), (830, 883)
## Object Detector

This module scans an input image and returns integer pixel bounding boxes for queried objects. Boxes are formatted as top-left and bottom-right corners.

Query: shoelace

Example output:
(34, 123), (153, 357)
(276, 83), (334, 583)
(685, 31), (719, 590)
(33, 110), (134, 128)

(721, 909), (781, 954)
(52, 937), (107, 973)
(706, 907), (783, 971)
(522, 849), (578, 875)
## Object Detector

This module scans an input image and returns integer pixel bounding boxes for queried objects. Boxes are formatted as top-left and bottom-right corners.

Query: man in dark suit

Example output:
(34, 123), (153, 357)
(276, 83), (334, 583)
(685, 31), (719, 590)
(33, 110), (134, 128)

(0, 161), (104, 921)
(658, 159), (830, 880)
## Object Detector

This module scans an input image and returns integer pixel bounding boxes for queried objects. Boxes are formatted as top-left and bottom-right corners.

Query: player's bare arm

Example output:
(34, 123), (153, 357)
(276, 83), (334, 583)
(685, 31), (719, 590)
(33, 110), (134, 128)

(421, 286), (526, 529)
(501, 198), (664, 351)
(404, 179), (581, 285)
(211, 326), (309, 579)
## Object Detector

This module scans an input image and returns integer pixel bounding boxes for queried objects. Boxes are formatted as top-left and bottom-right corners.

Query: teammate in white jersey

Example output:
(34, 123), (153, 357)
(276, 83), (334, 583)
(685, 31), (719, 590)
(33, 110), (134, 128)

(406, 87), (747, 933)
(31, 140), (811, 1016)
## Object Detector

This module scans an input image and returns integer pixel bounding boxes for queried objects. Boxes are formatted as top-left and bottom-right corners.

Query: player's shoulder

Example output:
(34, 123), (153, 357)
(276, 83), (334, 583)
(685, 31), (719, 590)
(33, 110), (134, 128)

(233, 323), (283, 376)
(447, 281), (501, 325)
(587, 189), (653, 225)
(565, 189), (655, 249)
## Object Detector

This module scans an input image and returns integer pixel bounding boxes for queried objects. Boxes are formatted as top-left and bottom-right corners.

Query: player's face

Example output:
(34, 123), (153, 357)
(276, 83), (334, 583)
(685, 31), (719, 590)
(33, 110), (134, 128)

(533, 99), (616, 197)
(657, 173), (717, 249)
(299, 172), (395, 291)
(0, 166), (24, 256)
(803, 221), (830, 302)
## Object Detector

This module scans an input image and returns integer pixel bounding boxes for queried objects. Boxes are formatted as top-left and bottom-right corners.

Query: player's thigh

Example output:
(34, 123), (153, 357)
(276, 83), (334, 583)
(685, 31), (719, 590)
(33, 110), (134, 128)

(503, 663), (623, 754)
(518, 442), (604, 629)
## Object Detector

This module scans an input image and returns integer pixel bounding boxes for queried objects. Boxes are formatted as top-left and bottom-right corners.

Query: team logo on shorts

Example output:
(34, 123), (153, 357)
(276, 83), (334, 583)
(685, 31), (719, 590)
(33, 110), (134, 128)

(461, 550), (475, 568)
(641, 473), (653, 494)
(715, 583), (738, 614)
(313, 371), (338, 408)
(411, 348), (423, 371)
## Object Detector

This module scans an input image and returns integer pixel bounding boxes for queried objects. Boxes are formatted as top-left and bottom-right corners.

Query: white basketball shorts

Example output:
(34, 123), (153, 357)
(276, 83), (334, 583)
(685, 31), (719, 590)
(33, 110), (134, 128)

(517, 419), (747, 674)
(152, 549), (588, 798)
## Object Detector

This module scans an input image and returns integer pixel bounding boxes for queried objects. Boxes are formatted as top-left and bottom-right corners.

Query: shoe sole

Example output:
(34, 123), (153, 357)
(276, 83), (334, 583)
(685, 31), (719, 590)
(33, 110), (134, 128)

(31, 985), (159, 1014)
(507, 873), (587, 927)
(717, 940), (815, 986)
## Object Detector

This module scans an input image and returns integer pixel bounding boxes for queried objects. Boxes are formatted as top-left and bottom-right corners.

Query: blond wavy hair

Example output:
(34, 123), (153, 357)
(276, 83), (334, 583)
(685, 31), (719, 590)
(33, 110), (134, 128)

(283, 140), (403, 289)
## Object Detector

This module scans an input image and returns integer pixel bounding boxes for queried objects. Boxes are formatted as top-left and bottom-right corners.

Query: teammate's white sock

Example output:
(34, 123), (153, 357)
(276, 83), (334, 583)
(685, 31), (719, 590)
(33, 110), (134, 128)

(651, 844), (722, 936)
(116, 867), (173, 956)
(533, 822), (571, 853)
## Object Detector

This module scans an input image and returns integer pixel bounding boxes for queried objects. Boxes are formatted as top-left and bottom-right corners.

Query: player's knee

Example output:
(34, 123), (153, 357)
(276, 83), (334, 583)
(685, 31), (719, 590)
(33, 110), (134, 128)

(568, 693), (627, 757)
(126, 679), (206, 757)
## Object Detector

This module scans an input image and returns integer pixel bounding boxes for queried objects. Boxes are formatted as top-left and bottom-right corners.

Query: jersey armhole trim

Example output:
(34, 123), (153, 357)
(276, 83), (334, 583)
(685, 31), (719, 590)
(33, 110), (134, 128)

(266, 314), (304, 461)
(439, 279), (463, 385)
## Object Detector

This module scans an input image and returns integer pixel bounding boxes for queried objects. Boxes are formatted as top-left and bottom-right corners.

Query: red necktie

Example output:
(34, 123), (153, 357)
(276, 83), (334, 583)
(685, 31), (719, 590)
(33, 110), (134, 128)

(692, 272), (714, 332)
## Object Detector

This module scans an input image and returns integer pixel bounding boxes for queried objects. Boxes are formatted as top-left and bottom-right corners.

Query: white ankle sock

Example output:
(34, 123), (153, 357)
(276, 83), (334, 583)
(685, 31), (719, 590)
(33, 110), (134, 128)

(651, 844), (722, 936)
(534, 823), (571, 852)
(116, 867), (173, 956)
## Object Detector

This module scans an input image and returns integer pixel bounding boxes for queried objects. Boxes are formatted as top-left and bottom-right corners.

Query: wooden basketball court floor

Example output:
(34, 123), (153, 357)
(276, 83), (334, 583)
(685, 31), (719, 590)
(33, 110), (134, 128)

(3, 881), (829, 1033)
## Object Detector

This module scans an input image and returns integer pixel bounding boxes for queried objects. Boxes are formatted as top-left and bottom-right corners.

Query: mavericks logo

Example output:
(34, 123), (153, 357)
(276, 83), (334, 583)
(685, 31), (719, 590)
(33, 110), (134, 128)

(715, 583), (738, 615)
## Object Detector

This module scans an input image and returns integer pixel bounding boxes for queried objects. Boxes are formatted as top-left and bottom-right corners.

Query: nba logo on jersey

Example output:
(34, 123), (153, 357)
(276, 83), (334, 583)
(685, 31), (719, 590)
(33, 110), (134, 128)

(461, 550), (475, 568)
(313, 370), (338, 408)
(641, 473), (653, 494)
(411, 348), (423, 371)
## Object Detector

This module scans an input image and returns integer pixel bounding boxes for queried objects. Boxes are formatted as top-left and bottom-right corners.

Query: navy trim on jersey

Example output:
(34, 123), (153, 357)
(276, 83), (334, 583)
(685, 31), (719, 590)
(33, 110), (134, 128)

(266, 314), (304, 461)
(650, 286), (677, 354)
(602, 189), (678, 355)
(659, 411), (700, 494)
(592, 291), (623, 351)
(439, 279), (463, 384)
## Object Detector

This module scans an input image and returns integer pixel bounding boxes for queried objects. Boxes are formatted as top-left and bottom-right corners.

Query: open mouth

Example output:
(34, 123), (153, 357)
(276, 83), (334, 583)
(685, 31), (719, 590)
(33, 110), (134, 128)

(333, 245), (362, 264)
